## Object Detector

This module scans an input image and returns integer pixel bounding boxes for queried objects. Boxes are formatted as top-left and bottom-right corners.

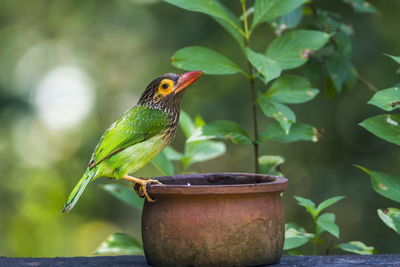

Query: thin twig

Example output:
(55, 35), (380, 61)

(357, 75), (379, 93)
(241, 0), (250, 40)
(313, 219), (318, 255)
(241, 0), (259, 173)
(325, 238), (335, 255)
(248, 62), (259, 173)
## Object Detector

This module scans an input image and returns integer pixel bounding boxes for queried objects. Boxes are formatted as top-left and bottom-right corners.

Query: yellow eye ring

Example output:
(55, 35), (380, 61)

(157, 79), (174, 95)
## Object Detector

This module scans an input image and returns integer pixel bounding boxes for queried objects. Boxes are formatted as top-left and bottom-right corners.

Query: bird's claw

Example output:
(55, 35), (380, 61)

(133, 183), (144, 198)
(132, 179), (162, 202)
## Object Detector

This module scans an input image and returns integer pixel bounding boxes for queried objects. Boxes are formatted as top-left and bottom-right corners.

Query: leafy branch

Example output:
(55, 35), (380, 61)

(285, 196), (376, 255)
(357, 54), (400, 236)
(167, 0), (329, 174)
(241, 0), (260, 172)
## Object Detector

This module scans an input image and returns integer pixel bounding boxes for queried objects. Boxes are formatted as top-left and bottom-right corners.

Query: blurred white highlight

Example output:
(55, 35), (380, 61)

(34, 66), (94, 131)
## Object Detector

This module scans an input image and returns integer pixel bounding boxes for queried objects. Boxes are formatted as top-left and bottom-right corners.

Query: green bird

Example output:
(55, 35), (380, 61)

(63, 71), (203, 212)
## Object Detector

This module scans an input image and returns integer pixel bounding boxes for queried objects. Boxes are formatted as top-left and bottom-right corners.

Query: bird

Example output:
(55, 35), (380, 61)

(62, 71), (203, 212)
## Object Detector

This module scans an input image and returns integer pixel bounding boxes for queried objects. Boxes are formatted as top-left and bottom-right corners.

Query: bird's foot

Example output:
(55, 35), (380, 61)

(133, 183), (144, 198)
(122, 175), (162, 202)
(139, 179), (162, 202)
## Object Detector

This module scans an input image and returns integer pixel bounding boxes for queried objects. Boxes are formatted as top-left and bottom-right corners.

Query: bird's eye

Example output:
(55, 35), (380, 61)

(157, 79), (174, 96)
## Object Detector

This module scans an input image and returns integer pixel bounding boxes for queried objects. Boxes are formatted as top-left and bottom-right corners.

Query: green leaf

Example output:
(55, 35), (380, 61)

(184, 140), (226, 168)
(315, 226), (326, 240)
(356, 166), (400, 203)
(334, 31), (353, 56)
(131, 0), (160, 4)
(171, 46), (244, 75)
(252, 0), (306, 29)
(152, 150), (175, 176)
(102, 184), (144, 211)
(162, 0), (244, 49)
(163, 0), (236, 24)
(368, 87), (400, 111)
(284, 222), (314, 250)
(286, 222), (315, 239)
(187, 120), (252, 144)
(265, 75), (319, 104)
(258, 92), (295, 133)
(214, 17), (245, 50)
(294, 196), (317, 219)
(239, 6), (254, 21)
(285, 222), (314, 237)
(271, 7), (303, 34)
(385, 54), (400, 73)
(286, 249), (305, 255)
(163, 146), (183, 161)
(344, 62), (358, 90)
(246, 48), (281, 83)
(337, 241), (377, 255)
(284, 237), (308, 251)
(316, 196), (345, 214)
(195, 115), (206, 128)
(342, 0), (378, 14)
(359, 115), (400, 146)
(179, 110), (195, 138)
(385, 54), (400, 65)
(325, 52), (352, 93)
(325, 76), (338, 98)
(316, 9), (345, 33)
(212, 4), (245, 50)
(95, 233), (143, 255)
(316, 213), (339, 238)
(258, 155), (284, 176)
(377, 208), (400, 235)
(266, 30), (330, 70)
(180, 113), (226, 170)
(259, 121), (319, 143)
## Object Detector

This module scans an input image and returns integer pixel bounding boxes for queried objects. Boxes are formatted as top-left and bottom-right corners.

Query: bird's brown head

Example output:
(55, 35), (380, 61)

(138, 71), (203, 113)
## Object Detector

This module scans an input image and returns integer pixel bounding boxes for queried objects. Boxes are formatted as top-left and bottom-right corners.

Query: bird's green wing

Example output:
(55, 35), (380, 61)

(88, 106), (168, 168)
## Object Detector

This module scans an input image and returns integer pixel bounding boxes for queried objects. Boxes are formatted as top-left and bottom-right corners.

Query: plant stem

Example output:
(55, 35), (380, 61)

(313, 217), (318, 255)
(325, 238), (334, 255)
(227, 19), (246, 37)
(241, 0), (250, 40)
(241, 0), (259, 173)
(357, 75), (379, 93)
(248, 63), (259, 173)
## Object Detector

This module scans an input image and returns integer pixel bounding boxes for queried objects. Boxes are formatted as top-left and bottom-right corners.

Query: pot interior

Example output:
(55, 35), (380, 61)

(149, 173), (288, 195)
(155, 173), (276, 186)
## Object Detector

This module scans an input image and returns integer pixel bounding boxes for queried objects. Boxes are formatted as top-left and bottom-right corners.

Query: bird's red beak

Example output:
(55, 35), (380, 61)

(174, 71), (203, 94)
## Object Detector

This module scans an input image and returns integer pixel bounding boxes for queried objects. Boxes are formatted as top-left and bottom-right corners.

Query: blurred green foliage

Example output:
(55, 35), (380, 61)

(0, 0), (400, 257)
(285, 195), (376, 255)
(358, 56), (400, 236)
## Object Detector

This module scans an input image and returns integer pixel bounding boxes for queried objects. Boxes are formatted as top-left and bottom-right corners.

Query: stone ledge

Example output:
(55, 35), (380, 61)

(1, 254), (399, 266)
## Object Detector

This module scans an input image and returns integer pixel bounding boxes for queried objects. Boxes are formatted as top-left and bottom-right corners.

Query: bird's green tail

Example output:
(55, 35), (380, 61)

(63, 168), (98, 212)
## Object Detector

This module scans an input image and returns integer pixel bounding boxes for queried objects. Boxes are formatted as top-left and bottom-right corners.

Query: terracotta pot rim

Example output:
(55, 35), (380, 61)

(148, 172), (288, 195)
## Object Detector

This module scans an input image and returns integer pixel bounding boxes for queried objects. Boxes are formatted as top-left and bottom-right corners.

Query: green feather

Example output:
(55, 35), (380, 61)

(63, 167), (98, 212)
(89, 106), (168, 168)
(63, 106), (170, 212)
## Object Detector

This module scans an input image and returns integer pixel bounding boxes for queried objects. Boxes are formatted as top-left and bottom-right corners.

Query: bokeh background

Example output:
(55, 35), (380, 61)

(0, 0), (399, 257)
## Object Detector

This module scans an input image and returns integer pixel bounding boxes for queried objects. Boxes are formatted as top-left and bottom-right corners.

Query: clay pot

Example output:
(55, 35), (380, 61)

(141, 173), (288, 267)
